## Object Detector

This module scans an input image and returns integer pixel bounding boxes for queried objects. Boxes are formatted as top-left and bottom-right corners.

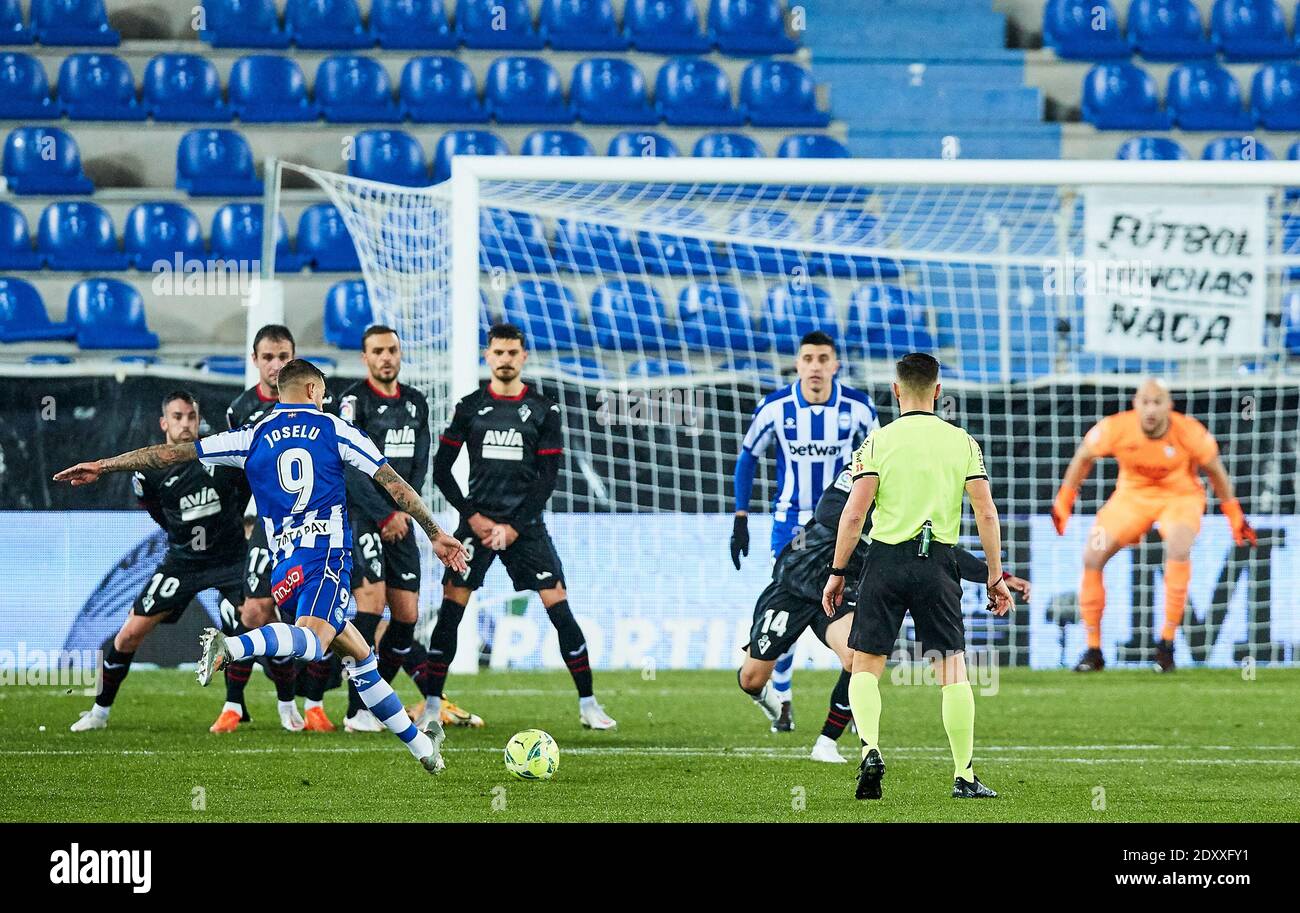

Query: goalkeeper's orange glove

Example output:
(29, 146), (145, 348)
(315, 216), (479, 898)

(1051, 485), (1076, 536)
(1221, 498), (1257, 547)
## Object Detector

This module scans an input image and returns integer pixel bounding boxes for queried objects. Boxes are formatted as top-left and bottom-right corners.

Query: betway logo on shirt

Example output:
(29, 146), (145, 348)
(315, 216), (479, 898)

(384, 427), (416, 459)
(787, 440), (846, 458)
(178, 487), (221, 521)
(482, 428), (524, 461)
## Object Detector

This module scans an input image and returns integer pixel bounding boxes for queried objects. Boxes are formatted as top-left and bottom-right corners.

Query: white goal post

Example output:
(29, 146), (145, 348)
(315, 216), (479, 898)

(263, 155), (1300, 670)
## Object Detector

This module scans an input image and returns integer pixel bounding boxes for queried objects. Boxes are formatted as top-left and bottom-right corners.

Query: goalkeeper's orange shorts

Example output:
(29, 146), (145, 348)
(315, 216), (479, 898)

(1092, 491), (1205, 549)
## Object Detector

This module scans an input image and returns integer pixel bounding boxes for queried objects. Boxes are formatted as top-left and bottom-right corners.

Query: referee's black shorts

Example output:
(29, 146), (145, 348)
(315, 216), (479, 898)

(849, 539), (966, 656)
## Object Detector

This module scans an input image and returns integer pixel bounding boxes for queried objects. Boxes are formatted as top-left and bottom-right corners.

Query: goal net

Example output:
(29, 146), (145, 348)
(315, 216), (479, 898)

(276, 157), (1300, 670)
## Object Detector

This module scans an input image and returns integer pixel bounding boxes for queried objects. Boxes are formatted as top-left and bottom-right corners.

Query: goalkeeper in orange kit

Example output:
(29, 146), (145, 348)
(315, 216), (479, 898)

(1050, 378), (1256, 673)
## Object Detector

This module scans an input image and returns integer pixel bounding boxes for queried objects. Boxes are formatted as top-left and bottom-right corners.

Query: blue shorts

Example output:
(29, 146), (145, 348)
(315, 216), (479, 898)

(771, 517), (804, 560)
(270, 547), (352, 634)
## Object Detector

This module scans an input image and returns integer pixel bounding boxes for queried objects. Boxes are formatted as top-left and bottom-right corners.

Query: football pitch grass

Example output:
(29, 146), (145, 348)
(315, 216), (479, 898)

(2, 667), (1297, 823)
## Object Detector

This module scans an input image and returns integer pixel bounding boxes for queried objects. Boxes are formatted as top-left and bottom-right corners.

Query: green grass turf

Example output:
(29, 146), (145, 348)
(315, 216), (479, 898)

(1, 667), (1297, 822)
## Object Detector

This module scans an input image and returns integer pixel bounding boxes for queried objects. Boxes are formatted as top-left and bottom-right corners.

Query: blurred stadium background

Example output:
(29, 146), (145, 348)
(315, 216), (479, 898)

(0, 0), (1297, 676)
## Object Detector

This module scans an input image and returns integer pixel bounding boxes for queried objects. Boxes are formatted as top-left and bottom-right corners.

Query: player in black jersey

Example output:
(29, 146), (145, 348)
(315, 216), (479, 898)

(221, 324), (322, 733)
(425, 323), (616, 731)
(71, 392), (255, 731)
(736, 467), (1031, 761)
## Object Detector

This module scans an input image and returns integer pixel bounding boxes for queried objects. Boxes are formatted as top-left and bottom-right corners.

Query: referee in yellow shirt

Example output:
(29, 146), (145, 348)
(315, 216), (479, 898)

(822, 353), (1012, 800)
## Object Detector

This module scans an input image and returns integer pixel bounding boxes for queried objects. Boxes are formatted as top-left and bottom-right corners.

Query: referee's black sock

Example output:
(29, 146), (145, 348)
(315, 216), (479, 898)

(95, 646), (135, 709)
(821, 669), (853, 741)
(425, 597), (467, 699)
(377, 619), (415, 684)
(546, 599), (593, 699)
(347, 611), (382, 717)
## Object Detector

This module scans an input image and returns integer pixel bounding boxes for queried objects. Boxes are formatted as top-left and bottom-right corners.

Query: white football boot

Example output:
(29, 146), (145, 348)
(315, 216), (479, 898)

(749, 681), (783, 728)
(70, 708), (108, 732)
(278, 701), (306, 732)
(579, 699), (617, 730)
(418, 720), (447, 775)
(196, 627), (227, 686)
(809, 734), (848, 763)
(344, 709), (385, 733)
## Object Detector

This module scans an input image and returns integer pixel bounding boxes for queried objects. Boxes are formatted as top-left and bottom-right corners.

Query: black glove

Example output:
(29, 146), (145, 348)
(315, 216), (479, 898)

(730, 514), (749, 570)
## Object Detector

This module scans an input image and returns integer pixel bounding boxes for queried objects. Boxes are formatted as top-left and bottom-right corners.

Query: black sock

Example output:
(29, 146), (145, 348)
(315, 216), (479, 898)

(402, 640), (438, 697)
(378, 619), (415, 684)
(546, 599), (593, 698)
(224, 659), (254, 718)
(267, 656), (297, 703)
(425, 598), (466, 699)
(348, 612), (382, 716)
(301, 654), (332, 703)
(96, 646), (135, 708)
(821, 669), (853, 741)
(736, 668), (762, 698)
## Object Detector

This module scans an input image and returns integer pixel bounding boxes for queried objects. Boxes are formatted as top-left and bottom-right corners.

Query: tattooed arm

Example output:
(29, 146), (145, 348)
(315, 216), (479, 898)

(373, 464), (469, 573)
(53, 442), (198, 487)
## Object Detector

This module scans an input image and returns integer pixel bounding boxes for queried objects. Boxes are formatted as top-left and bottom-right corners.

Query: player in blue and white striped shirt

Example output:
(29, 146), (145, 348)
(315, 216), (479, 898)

(731, 332), (878, 753)
(55, 359), (468, 775)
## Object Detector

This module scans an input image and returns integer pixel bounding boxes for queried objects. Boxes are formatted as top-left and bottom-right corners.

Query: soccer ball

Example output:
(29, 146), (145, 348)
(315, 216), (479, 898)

(503, 729), (559, 781)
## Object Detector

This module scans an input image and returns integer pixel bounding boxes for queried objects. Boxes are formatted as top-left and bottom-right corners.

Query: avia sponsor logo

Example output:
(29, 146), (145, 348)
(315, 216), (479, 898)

(482, 428), (524, 461)
(272, 518), (338, 551)
(384, 426), (417, 459)
(263, 424), (321, 448)
(272, 565), (304, 606)
(49, 843), (152, 894)
(178, 487), (221, 521)
(787, 440), (845, 457)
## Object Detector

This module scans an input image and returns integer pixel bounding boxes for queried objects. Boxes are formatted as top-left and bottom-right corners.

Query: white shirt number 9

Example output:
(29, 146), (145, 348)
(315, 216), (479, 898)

(277, 447), (315, 512)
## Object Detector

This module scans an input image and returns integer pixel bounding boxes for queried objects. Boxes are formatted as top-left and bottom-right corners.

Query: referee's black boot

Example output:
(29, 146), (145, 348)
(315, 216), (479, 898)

(952, 775), (997, 799)
(855, 748), (885, 800)
(1073, 648), (1105, 672)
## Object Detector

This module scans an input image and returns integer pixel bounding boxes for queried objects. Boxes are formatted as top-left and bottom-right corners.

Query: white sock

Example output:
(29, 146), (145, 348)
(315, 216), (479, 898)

(304, 699), (323, 710)
(814, 734), (837, 750)
(278, 700), (298, 713)
(90, 703), (110, 719)
(579, 695), (598, 711)
(222, 701), (242, 715)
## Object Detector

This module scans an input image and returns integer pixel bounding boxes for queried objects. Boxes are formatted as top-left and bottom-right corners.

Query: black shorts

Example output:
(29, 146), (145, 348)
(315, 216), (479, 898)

(746, 580), (848, 661)
(850, 540), (966, 656)
(443, 519), (565, 592)
(352, 518), (422, 592)
(133, 554), (245, 631)
(242, 523), (273, 601)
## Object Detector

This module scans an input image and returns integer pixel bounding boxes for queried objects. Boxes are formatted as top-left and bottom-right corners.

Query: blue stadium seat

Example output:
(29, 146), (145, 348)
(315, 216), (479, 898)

(1252, 62), (1300, 130)
(199, 0), (291, 48)
(1116, 135), (1189, 159)
(199, 354), (247, 375)
(627, 356), (690, 377)
(502, 280), (594, 349)
(57, 53), (144, 120)
(298, 203), (360, 271)
(3, 126), (93, 195)
(553, 217), (638, 272)
(480, 208), (548, 271)
(142, 54), (230, 122)
(554, 354), (607, 379)
(1129, 0), (1215, 59)
(400, 56), (487, 122)
(1167, 62), (1252, 130)
(679, 282), (755, 351)
(1285, 289), (1300, 354)
(1211, 0), (1292, 60)
(811, 207), (900, 278)
(209, 203), (304, 272)
(323, 279), (374, 349)
(0, 53), (53, 118)
(31, 0), (119, 46)
(316, 55), (401, 122)
(432, 128), (508, 182)
(739, 60), (828, 127)
(0, 0), (33, 44)
(1082, 63), (1172, 129)
(68, 278), (158, 349)
(845, 284), (933, 359)
(457, 0), (544, 48)
(176, 128), (262, 196)
(485, 56), (572, 123)
(541, 0), (628, 49)
(1043, 0), (1128, 59)
(759, 281), (837, 353)
(520, 128), (594, 156)
(693, 131), (762, 156)
(624, 0), (709, 52)
(590, 280), (679, 350)
(776, 133), (848, 158)
(572, 58), (655, 124)
(349, 129), (429, 186)
(123, 202), (205, 270)
(708, 0), (795, 54)
(229, 55), (317, 122)
(608, 130), (679, 156)
(286, 0), (372, 48)
(1201, 134), (1275, 159)
(726, 208), (807, 276)
(372, 0), (455, 49)
(0, 202), (40, 269)
(0, 277), (73, 342)
(634, 203), (720, 275)
(656, 58), (745, 126)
